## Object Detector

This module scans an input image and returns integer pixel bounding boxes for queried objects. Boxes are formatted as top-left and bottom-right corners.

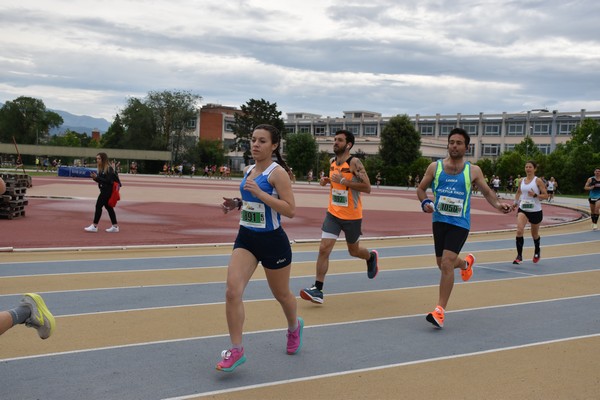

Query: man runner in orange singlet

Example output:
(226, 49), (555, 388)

(300, 130), (378, 304)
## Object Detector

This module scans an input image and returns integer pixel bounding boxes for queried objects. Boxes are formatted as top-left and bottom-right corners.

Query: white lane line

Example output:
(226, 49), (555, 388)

(162, 333), (600, 400)
(1, 294), (597, 363)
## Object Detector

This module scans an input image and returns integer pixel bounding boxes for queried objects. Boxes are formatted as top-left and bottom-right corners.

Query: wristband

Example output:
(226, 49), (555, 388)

(533, 193), (538, 198)
(421, 199), (434, 212)
(233, 197), (242, 210)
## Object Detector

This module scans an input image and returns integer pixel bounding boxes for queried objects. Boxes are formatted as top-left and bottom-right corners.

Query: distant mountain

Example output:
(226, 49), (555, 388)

(0, 102), (111, 135)
(49, 109), (112, 135)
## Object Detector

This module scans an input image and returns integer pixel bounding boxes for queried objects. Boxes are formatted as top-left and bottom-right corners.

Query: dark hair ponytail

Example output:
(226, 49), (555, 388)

(254, 124), (291, 173)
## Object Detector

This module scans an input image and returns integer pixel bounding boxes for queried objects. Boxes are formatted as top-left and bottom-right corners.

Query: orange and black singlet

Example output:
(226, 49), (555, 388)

(328, 156), (362, 220)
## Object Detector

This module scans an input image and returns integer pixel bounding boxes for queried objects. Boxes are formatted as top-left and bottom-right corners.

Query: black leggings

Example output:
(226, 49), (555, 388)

(94, 192), (117, 225)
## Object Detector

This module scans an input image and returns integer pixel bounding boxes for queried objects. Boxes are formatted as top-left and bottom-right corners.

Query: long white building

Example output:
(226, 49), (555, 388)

(282, 109), (600, 161)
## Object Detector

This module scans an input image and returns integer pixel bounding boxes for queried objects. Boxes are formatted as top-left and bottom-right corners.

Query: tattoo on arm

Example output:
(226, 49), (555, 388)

(353, 160), (366, 182)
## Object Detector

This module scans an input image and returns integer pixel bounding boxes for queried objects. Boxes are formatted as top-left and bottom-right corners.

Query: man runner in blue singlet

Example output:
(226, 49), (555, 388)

(417, 128), (512, 328)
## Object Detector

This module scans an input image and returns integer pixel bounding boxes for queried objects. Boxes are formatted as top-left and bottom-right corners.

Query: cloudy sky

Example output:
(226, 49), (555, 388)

(1, 0), (599, 122)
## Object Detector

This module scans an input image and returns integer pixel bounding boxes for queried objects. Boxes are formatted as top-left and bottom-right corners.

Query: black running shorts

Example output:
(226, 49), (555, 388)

(432, 222), (470, 257)
(517, 208), (543, 225)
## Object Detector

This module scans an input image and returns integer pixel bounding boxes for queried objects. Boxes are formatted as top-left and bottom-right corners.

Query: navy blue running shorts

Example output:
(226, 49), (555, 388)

(233, 226), (292, 269)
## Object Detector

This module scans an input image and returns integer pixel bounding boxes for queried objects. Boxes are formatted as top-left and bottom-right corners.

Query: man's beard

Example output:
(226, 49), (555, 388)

(448, 150), (464, 160)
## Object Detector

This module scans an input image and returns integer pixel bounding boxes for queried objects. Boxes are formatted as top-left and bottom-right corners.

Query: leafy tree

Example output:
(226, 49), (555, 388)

(513, 136), (541, 159)
(118, 90), (201, 162)
(570, 118), (600, 152)
(379, 114), (421, 166)
(232, 99), (285, 165)
(0, 96), (63, 144)
(545, 144), (570, 193)
(101, 114), (126, 148)
(562, 143), (596, 194)
(364, 155), (384, 183)
(48, 130), (83, 147)
(376, 114), (421, 185)
(475, 158), (494, 182)
(120, 98), (160, 150)
(494, 151), (525, 182)
(285, 132), (318, 179)
(317, 150), (332, 176)
(146, 90), (201, 162)
(410, 157), (433, 184)
(185, 138), (226, 168)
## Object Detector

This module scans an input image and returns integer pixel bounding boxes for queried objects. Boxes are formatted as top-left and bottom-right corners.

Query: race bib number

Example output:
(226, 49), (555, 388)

(240, 201), (266, 228)
(520, 199), (535, 210)
(332, 189), (349, 207)
(437, 195), (464, 217)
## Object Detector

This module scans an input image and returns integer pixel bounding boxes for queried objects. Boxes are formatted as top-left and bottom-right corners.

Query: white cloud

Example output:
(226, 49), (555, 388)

(0, 0), (599, 121)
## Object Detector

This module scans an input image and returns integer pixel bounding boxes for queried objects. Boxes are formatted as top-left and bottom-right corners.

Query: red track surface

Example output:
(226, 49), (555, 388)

(1, 175), (584, 250)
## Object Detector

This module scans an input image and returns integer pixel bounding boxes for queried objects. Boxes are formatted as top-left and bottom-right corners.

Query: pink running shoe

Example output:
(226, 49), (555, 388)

(286, 317), (304, 355)
(216, 347), (246, 372)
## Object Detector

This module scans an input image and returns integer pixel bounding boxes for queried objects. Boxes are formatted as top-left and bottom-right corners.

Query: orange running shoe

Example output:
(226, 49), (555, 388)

(461, 253), (475, 282)
(426, 306), (445, 328)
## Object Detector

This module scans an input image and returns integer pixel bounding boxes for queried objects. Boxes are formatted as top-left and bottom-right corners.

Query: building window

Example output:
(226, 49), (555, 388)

(483, 124), (500, 136)
(482, 144), (500, 156)
(224, 122), (235, 132)
(186, 119), (197, 129)
(463, 124), (478, 136)
(299, 126), (310, 134)
(537, 144), (551, 154)
(531, 123), (550, 135)
(285, 127), (295, 134)
(314, 126), (326, 136)
(330, 125), (343, 135)
(558, 122), (577, 135)
(420, 125), (434, 136)
(507, 123), (525, 136)
(466, 144), (475, 156)
(347, 125), (359, 135)
(505, 144), (516, 152)
(364, 125), (377, 136)
(440, 125), (454, 135)
(223, 138), (236, 150)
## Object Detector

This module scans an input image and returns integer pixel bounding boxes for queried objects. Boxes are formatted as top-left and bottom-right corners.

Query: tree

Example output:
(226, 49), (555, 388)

(285, 132), (318, 179)
(118, 90), (201, 162)
(494, 151), (525, 182)
(377, 114), (421, 185)
(570, 118), (600, 152)
(475, 158), (494, 181)
(146, 90), (202, 162)
(379, 114), (421, 166)
(0, 96), (63, 144)
(101, 114), (126, 148)
(46, 129), (99, 151)
(185, 138), (227, 168)
(120, 98), (160, 150)
(513, 136), (541, 159)
(233, 99), (285, 165)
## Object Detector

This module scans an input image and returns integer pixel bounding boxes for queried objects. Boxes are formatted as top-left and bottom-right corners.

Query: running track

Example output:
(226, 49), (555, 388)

(0, 174), (598, 399)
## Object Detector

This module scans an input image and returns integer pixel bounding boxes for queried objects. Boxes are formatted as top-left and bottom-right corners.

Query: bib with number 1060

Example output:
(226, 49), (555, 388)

(437, 195), (464, 216)
(240, 201), (266, 228)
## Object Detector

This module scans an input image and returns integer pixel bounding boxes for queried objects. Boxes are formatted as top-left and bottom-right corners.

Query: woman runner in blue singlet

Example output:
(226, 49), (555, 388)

(216, 125), (303, 372)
